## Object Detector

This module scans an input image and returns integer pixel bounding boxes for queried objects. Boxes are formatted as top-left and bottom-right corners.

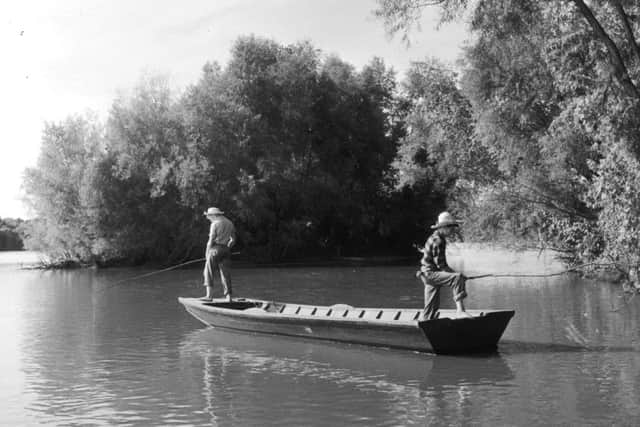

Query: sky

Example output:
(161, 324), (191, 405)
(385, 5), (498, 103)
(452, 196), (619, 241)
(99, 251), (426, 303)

(0, 0), (467, 219)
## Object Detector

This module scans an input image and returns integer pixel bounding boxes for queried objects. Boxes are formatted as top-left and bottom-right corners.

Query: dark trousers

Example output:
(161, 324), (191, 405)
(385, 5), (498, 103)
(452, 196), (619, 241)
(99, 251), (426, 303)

(418, 271), (467, 320)
(203, 245), (232, 297)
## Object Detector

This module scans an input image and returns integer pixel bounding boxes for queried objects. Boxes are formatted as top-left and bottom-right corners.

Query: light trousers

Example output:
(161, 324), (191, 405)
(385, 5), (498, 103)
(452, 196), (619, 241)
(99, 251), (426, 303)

(418, 271), (467, 320)
(203, 245), (232, 297)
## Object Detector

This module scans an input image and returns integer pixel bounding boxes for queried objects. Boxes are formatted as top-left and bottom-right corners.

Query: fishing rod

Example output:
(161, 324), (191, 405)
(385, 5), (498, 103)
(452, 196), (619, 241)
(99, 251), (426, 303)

(465, 262), (619, 280)
(102, 251), (242, 290)
(466, 272), (567, 280)
(108, 257), (206, 286)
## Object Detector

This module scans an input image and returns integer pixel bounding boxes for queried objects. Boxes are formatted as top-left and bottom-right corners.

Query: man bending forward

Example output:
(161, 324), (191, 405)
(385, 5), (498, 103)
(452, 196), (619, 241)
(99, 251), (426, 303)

(417, 212), (471, 320)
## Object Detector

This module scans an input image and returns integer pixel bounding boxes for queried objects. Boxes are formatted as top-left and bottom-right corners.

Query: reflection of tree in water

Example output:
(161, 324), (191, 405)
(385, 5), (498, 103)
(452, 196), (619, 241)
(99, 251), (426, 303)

(15, 270), (214, 425)
(179, 328), (515, 425)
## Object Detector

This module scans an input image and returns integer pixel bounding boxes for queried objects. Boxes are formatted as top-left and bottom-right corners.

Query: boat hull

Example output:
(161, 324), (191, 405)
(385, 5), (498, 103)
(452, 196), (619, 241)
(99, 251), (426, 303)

(178, 297), (514, 354)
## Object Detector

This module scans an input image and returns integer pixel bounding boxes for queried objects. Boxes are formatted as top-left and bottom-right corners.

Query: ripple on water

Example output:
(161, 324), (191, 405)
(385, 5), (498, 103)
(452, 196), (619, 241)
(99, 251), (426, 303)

(2, 261), (640, 425)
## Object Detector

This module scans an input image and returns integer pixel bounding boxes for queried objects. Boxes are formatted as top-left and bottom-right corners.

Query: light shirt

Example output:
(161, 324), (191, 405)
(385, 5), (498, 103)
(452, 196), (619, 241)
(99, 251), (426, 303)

(208, 216), (236, 247)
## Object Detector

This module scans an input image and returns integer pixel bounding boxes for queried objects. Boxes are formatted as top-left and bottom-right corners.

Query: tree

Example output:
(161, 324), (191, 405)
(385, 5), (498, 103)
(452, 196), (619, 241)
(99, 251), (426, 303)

(374, 0), (640, 273)
(21, 35), (441, 264)
(393, 58), (495, 188)
(98, 75), (195, 263)
(22, 114), (104, 262)
(214, 37), (403, 258)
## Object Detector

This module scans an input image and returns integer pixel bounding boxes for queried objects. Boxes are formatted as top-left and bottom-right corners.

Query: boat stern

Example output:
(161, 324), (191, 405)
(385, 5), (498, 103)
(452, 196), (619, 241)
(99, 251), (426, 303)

(418, 310), (515, 354)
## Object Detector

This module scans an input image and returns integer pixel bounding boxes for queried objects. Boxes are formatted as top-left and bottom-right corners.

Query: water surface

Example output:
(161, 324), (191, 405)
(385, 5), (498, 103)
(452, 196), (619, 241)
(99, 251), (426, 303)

(1, 249), (639, 426)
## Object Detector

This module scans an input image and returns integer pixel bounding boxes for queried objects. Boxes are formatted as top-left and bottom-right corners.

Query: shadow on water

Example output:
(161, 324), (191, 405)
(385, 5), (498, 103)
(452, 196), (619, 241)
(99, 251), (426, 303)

(499, 340), (636, 354)
(179, 327), (515, 389)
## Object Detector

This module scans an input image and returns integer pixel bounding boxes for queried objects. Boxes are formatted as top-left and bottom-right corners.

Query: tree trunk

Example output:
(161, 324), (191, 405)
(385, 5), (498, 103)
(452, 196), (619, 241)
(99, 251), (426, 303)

(571, 0), (640, 100)
(611, 0), (640, 66)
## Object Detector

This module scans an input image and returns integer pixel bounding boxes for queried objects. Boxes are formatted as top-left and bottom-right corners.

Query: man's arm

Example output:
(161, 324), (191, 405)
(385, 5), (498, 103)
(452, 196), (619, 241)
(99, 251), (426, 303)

(206, 223), (216, 254)
(225, 221), (236, 248)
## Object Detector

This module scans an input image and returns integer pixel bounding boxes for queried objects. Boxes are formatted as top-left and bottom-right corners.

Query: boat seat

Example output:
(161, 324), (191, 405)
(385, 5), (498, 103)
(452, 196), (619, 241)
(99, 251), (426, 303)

(298, 306), (315, 316)
(378, 310), (397, 321)
(344, 310), (365, 319)
(281, 305), (299, 315)
(361, 309), (381, 320)
(398, 311), (422, 322)
(314, 308), (330, 316)
(325, 304), (353, 318)
(330, 308), (350, 318)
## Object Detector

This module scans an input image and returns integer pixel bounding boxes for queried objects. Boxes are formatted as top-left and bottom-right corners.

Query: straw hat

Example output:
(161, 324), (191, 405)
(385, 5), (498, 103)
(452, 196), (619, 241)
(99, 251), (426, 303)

(431, 211), (461, 229)
(203, 207), (224, 216)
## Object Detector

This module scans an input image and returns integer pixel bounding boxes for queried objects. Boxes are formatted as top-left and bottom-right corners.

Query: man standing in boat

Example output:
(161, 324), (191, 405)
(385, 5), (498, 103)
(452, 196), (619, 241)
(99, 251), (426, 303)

(202, 207), (236, 302)
(417, 211), (471, 320)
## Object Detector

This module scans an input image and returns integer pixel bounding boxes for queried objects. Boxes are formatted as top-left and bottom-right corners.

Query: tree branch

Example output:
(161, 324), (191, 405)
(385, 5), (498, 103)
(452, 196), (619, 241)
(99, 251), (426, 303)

(571, 0), (640, 100)
(611, 0), (640, 66)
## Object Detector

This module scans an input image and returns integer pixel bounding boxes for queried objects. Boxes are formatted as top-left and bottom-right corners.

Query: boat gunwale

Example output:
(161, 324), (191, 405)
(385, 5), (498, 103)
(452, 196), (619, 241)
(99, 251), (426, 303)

(178, 297), (515, 328)
(178, 297), (516, 354)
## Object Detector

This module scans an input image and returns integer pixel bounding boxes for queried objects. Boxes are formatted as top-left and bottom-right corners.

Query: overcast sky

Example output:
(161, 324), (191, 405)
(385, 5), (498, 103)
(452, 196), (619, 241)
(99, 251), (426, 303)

(0, 0), (467, 218)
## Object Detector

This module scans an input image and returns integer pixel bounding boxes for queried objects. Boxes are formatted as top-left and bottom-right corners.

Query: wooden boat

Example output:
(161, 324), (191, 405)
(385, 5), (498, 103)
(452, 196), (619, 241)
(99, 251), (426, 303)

(178, 297), (515, 354)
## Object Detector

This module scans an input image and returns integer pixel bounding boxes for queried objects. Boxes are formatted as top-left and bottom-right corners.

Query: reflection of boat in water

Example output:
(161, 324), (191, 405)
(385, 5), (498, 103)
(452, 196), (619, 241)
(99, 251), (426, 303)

(179, 327), (515, 389)
(177, 328), (515, 425)
(178, 297), (515, 354)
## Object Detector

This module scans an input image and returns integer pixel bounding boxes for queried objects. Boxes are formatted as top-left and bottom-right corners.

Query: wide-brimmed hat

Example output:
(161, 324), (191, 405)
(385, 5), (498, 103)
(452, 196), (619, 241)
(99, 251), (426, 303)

(203, 207), (224, 216)
(431, 211), (461, 229)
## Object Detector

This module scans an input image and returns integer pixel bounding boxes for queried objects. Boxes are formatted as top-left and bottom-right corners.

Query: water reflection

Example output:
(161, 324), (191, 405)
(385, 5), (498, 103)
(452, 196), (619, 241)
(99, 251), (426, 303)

(179, 328), (515, 425)
(2, 250), (640, 425)
(8, 269), (207, 426)
(500, 340), (635, 354)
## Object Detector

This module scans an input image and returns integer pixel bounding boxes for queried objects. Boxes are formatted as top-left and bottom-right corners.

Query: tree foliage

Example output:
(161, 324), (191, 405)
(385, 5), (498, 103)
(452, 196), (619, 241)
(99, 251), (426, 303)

(23, 36), (429, 264)
(23, 115), (104, 262)
(375, 0), (640, 276)
(27, 0), (640, 276)
(0, 218), (24, 250)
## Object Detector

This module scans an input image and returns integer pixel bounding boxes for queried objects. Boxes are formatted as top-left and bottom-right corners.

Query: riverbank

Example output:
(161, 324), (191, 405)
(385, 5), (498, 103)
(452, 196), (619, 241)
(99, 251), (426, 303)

(6, 251), (419, 270)
(0, 250), (46, 268)
(0, 245), (610, 277)
(6, 244), (563, 271)
(5, 246), (636, 292)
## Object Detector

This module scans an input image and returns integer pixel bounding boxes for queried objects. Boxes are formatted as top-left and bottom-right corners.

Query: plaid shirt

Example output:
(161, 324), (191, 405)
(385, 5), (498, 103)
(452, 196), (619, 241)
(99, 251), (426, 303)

(420, 230), (452, 272)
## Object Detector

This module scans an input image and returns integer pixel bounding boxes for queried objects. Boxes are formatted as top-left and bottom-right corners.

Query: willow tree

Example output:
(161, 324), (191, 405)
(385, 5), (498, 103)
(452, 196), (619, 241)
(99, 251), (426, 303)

(202, 36), (403, 259)
(376, 0), (640, 275)
(22, 115), (104, 263)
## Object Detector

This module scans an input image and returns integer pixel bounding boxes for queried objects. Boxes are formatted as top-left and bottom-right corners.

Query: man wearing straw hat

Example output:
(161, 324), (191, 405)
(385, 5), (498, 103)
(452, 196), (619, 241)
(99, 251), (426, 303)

(417, 211), (471, 320)
(202, 207), (236, 302)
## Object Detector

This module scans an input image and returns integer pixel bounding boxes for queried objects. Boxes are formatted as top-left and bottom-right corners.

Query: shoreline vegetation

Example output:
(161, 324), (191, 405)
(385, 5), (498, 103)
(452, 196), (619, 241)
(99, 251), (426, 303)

(15, 2), (640, 291)
(5, 246), (638, 292)
(0, 218), (24, 251)
(15, 250), (420, 270)
(6, 247), (640, 294)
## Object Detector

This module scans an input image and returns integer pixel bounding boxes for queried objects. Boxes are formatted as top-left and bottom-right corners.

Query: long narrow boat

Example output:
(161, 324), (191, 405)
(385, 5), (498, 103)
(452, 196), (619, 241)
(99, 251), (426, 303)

(178, 297), (515, 354)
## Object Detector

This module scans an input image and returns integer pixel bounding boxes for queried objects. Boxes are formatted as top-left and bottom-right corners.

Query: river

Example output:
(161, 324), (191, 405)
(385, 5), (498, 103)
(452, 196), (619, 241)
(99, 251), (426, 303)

(1, 248), (639, 426)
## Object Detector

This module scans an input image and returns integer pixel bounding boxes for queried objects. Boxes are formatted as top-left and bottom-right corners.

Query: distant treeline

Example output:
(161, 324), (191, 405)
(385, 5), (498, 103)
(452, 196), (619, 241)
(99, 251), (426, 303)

(23, 0), (640, 278)
(0, 218), (24, 250)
